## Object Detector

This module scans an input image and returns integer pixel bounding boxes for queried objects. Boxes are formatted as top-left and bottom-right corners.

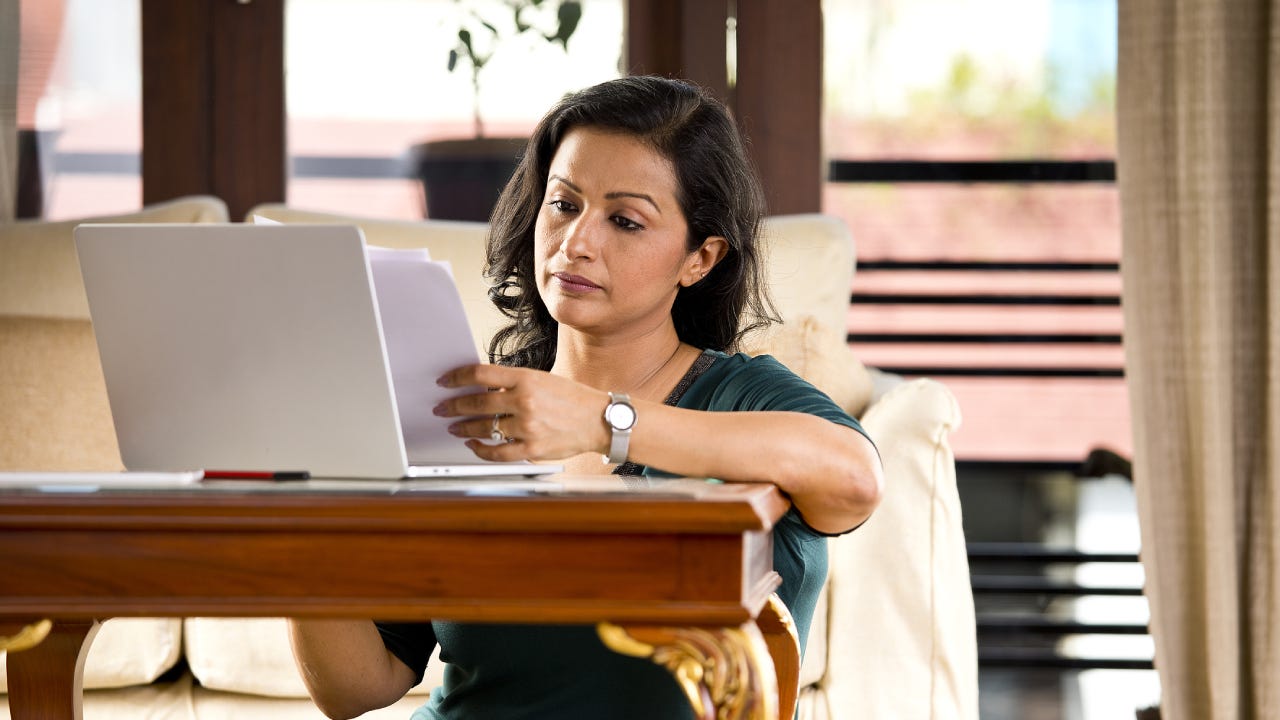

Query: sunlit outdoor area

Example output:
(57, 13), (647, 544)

(821, 2), (1156, 718)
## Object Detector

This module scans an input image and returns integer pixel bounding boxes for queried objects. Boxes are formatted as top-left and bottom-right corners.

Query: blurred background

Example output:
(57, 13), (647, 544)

(13, 1), (1149, 716)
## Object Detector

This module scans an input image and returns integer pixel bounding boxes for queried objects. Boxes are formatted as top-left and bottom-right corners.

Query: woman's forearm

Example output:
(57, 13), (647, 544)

(288, 619), (417, 720)
(627, 404), (883, 533)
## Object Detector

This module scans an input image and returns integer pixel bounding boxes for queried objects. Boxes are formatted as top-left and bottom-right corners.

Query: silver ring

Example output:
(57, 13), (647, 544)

(490, 414), (505, 443)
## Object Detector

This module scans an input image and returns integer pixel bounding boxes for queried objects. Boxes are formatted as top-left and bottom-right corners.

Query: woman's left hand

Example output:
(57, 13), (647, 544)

(434, 364), (611, 462)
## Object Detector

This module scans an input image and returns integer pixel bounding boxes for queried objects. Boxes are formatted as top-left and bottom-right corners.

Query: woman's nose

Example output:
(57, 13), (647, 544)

(560, 216), (600, 259)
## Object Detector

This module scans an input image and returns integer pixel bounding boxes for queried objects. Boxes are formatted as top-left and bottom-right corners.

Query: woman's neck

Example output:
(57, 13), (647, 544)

(550, 325), (698, 403)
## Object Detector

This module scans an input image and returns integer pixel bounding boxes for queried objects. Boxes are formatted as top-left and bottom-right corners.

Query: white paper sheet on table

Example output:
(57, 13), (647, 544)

(0, 471), (204, 490)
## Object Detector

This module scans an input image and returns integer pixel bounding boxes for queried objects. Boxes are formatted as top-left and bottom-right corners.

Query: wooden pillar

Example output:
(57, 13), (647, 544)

(141, 0), (285, 220)
(625, 0), (730, 103)
(733, 0), (823, 215)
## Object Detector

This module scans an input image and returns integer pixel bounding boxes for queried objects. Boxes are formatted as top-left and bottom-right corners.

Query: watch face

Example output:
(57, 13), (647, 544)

(607, 402), (636, 430)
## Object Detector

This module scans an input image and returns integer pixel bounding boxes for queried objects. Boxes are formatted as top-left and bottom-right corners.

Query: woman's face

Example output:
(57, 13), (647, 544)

(534, 126), (714, 339)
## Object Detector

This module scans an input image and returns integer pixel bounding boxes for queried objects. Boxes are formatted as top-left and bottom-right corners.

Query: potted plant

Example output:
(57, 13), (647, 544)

(412, 0), (583, 222)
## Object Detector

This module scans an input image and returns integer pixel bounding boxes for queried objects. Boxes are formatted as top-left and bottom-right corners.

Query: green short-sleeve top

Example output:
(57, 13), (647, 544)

(377, 350), (873, 720)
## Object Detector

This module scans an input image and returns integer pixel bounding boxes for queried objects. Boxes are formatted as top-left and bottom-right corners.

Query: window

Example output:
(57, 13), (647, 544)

(823, 2), (1159, 717)
(283, 0), (623, 219)
(823, 0), (1123, 463)
(19, 0), (141, 220)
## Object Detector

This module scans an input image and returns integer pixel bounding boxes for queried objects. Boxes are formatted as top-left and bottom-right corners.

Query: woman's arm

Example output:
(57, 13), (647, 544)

(288, 620), (419, 720)
(626, 403), (882, 533)
(437, 365), (883, 534)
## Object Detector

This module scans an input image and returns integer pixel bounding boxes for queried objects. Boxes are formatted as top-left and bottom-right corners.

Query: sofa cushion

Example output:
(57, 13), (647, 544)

(758, 214), (855, 343)
(1, 675), (196, 720)
(818, 378), (978, 720)
(0, 618), (183, 693)
(0, 317), (121, 470)
(0, 195), (231, 470)
(184, 618), (443, 699)
(0, 195), (229, 321)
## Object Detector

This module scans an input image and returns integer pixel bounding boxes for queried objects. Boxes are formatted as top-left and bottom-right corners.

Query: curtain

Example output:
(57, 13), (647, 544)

(0, 0), (18, 222)
(1118, 1), (1279, 719)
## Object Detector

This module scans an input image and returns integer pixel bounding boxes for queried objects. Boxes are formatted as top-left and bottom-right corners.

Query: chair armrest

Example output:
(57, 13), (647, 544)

(822, 377), (977, 720)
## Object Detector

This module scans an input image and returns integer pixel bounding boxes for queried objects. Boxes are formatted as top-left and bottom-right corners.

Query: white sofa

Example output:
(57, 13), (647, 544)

(0, 201), (977, 719)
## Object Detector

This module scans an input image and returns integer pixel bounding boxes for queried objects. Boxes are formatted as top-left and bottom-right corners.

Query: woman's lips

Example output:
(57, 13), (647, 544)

(554, 272), (602, 293)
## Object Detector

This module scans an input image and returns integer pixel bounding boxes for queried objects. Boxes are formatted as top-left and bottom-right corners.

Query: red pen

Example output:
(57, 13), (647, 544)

(201, 471), (311, 481)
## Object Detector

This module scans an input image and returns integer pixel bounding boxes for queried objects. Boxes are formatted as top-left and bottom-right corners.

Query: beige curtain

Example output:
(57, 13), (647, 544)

(1118, 1), (1280, 719)
(0, 0), (18, 222)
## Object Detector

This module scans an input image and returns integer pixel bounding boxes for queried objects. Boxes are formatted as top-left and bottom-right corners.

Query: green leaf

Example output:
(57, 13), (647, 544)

(550, 2), (582, 48)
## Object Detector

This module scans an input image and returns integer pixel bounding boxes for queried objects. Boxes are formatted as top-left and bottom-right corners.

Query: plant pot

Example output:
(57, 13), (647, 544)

(410, 137), (527, 222)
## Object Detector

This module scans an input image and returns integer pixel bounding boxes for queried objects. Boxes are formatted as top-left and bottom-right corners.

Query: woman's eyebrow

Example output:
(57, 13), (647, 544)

(548, 174), (663, 215)
(548, 174), (581, 192)
(605, 191), (662, 215)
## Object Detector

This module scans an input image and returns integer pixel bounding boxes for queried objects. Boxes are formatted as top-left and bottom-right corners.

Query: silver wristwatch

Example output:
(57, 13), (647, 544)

(602, 392), (637, 464)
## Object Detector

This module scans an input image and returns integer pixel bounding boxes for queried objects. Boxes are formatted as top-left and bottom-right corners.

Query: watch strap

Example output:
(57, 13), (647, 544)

(605, 392), (634, 464)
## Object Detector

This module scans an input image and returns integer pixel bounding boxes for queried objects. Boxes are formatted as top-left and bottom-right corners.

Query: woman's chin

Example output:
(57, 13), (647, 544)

(546, 297), (602, 326)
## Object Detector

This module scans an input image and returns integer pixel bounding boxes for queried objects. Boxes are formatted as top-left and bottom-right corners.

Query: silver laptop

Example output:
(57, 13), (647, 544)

(74, 223), (559, 479)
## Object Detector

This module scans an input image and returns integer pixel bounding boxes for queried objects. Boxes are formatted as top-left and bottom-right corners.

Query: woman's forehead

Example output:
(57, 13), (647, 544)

(548, 127), (679, 195)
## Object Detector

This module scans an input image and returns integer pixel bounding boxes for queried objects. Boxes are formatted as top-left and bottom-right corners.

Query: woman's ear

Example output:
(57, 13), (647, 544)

(680, 236), (729, 287)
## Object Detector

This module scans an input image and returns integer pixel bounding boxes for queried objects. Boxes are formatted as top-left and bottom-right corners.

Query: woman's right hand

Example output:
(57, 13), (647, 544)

(435, 364), (612, 463)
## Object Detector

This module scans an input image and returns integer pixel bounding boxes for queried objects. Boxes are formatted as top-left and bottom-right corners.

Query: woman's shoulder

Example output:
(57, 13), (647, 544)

(699, 349), (794, 376)
(682, 349), (819, 411)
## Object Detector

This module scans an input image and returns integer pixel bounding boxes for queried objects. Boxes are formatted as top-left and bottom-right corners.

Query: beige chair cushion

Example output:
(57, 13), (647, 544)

(1, 676), (197, 720)
(0, 618), (183, 693)
(0, 195), (229, 471)
(816, 378), (978, 720)
(183, 618), (443, 699)
(0, 317), (120, 470)
(756, 214), (855, 349)
(0, 195), (229, 320)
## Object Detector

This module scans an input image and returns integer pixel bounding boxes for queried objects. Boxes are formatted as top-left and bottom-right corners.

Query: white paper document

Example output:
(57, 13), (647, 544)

(0, 471), (204, 490)
(367, 246), (487, 464)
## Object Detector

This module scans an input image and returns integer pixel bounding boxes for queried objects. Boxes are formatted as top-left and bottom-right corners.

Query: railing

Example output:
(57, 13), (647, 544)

(832, 157), (1151, 672)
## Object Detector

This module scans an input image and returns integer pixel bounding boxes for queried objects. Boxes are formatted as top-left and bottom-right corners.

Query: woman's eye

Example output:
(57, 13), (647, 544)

(611, 215), (643, 232)
(546, 199), (576, 213)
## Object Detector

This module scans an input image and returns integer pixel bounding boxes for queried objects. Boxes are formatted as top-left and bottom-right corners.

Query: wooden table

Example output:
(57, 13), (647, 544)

(0, 476), (792, 719)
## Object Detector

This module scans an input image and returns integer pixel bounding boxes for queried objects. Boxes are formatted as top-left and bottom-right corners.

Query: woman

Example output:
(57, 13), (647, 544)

(290, 76), (882, 720)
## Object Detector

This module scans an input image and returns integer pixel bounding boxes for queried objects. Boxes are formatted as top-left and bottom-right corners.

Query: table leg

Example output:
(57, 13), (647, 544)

(4, 619), (101, 720)
(598, 621), (779, 720)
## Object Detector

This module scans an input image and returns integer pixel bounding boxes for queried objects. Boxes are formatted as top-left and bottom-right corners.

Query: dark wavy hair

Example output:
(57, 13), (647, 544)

(484, 75), (778, 369)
